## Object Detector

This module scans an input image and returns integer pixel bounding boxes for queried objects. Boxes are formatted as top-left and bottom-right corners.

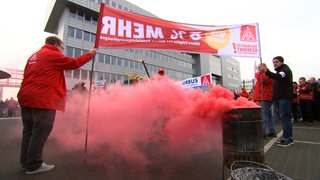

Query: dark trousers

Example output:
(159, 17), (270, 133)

(291, 103), (299, 122)
(20, 106), (56, 171)
(300, 100), (313, 123)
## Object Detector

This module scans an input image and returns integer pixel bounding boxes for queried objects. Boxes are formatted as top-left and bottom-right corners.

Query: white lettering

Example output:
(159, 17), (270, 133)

(146, 26), (164, 38)
(170, 30), (186, 39)
(100, 16), (164, 39)
(101, 16), (116, 35)
(133, 22), (144, 38)
(118, 19), (132, 37)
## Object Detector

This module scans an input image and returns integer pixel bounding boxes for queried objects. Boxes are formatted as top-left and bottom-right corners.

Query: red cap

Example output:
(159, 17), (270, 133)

(158, 68), (164, 73)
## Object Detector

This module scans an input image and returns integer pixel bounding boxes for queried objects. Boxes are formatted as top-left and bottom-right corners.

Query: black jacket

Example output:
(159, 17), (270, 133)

(265, 64), (293, 100)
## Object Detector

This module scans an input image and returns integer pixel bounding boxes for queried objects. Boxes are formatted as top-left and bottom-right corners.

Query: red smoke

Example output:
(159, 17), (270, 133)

(52, 76), (258, 166)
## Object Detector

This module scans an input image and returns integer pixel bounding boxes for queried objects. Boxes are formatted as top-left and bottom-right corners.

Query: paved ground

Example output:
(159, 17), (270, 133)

(0, 117), (319, 180)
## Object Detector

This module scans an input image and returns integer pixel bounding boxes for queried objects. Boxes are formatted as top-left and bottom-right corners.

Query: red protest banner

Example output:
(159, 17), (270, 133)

(95, 3), (260, 58)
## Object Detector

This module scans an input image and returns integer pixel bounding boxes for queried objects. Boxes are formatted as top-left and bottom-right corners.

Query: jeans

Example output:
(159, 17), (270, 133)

(20, 106), (56, 171)
(262, 101), (274, 135)
(272, 102), (280, 123)
(273, 99), (292, 140)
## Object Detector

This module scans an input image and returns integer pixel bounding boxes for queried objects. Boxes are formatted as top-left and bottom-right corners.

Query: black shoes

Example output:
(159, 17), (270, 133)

(267, 132), (277, 138)
(263, 132), (277, 139)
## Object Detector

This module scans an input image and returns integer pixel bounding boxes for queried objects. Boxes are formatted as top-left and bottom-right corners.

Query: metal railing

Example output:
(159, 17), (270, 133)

(0, 69), (23, 88)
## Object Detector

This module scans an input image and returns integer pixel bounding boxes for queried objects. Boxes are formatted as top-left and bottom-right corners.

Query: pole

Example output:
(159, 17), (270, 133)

(84, 56), (95, 154)
(139, 59), (150, 78)
(256, 23), (264, 101)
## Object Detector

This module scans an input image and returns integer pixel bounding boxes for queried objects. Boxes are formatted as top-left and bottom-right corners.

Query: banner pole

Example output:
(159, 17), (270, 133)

(84, 2), (105, 156)
(256, 23), (264, 117)
(84, 56), (95, 155)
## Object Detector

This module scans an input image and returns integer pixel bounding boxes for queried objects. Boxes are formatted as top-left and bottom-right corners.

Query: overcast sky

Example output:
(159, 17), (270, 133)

(1, 0), (319, 82)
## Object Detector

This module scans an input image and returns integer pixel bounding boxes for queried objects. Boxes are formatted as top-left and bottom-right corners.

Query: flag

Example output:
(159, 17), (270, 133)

(95, 4), (261, 58)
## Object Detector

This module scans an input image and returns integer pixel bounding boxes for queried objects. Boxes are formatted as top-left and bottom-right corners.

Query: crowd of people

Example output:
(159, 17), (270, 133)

(0, 97), (20, 117)
(240, 56), (320, 148)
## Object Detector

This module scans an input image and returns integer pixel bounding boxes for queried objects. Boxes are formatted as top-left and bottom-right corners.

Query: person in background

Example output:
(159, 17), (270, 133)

(260, 56), (293, 147)
(240, 87), (249, 99)
(17, 36), (96, 175)
(308, 77), (320, 121)
(0, 98), (7, 117)
(71, 80), (89, 96)
(253, 63), (275, 138)
(291, 82), (300, 124)
(298, 77), (314, 126)
(6, 97), (19, 117)
(158, 68), (165, 76)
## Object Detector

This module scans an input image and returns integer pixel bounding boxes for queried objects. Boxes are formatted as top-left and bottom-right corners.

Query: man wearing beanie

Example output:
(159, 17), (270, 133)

(260, 56), (293, 147)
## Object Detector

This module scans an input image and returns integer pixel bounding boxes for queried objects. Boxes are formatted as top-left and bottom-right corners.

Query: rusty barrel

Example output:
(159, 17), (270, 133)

(222, 107), (265, 169)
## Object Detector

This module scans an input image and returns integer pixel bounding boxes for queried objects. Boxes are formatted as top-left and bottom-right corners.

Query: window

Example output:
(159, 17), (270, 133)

(85, 14), (91, 23)
(111, 56), (117, 65)
(91, 34), (96, 43)
(105, 55), (111, 64)
(98, 72), (104, 80)
(92, 16), (98, 25)
(84, 31), (90, 41)
(98, 54), (104, 64)
(124, 59), (128, 67)
(77, 10), (84, 21)
(75, 29), (82, 39)
(130, 60), (134, 68)
(135, 61), (138, 69)
(75, 48), (81, 57)
(117, 58), (122, 66)
(69, 7), (76, 18)
(111, 74), (117, 83)
(105, 73), (110, 82)
(68, 26), (75, 38)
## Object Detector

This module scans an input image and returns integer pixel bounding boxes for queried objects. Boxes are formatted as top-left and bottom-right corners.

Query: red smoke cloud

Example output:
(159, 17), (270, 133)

(52, 76), (258, 166)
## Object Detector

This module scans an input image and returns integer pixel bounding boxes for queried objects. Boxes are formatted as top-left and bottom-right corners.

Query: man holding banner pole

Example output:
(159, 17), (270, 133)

(17, 36), (96, 174)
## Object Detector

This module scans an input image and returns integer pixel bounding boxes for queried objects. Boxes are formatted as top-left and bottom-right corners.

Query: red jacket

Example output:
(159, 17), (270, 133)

(299, 83), (313, 101)
(252, 71), (273, 101)
(18, 44), (93, 111)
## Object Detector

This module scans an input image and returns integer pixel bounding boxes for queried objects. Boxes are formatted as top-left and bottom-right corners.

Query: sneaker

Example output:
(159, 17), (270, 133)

(276, 138), (283, 143)
(289, 138), (294, 145)
(267, 132), (277, 138)
(276, 138), (294, 144)
(277, 139), (292, 147)
(25, 163), (54, 175)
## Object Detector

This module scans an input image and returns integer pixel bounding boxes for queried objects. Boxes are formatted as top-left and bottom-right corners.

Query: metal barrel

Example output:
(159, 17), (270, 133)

(222, 107), (265, 169)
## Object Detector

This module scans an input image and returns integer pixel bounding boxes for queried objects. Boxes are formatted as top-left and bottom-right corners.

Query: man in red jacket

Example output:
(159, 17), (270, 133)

(252, 63), (275, 138)
(18, 36), (96, 174)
